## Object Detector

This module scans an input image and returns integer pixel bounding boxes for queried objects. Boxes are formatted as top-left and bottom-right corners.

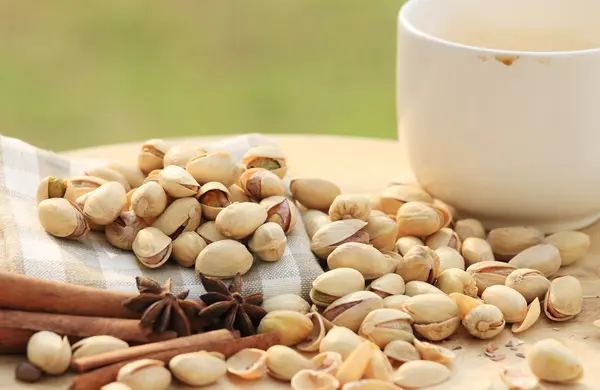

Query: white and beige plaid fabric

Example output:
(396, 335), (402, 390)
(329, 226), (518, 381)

(0, 134), (323, 300)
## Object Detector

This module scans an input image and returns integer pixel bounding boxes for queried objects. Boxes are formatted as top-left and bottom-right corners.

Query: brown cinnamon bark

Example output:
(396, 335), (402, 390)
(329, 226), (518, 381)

(0, 328), (34, 354)
(70, 332), (280, 390)
(0, 309), (176, 343)
(0, 271), (138, 318)
(71, 329), (235, 372)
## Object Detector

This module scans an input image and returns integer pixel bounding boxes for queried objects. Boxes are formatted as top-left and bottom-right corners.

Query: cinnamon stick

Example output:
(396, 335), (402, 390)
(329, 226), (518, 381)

(71, 329), (235, 372)
(70, 332), (280, 390)
(0, 309), (176, 343)
(0, 328), (34, 354)
(0, 271), (138, 318)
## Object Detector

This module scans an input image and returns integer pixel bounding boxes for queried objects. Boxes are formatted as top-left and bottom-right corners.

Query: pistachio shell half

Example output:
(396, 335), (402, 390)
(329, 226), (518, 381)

(508, 244), (561, 277)
(365, 344), (394, 381)
(195, 240), (253, 278)
(311, 268), (366, 307)
(72, 336), (129, 360)
(297, 312), (328, 352)
(327, 242), (388, 280)
(512, 297), (541, 333)
(226, 348), (267, 380)
(367, 273), (406, 298)
(544, 231), (590, 266)
(216, 202), (267, 239)
(335, 341), (374, 386)
(240, 168), (285, 202)
(291, 369), (339, 390)
(261, 196), (298, 234)
(448, 292), (483, 320)
(311, 219), (369, 259)
(413, 338), (455, 364)
(132, 227), (172, 268)
(527, 339), (583, 383)
(383, 340), (420, 366)
(544, 275), (583, 322)
(186, 151), (241, 186)
(323, 291), (383, 332)
(266, 345), (313, 380)
(291, 178), (341, 212)
(311, 351), (342, 375)
(487, 226), (544, 260)
(38, 198), (90, 239)
(303, 210), (331, 240)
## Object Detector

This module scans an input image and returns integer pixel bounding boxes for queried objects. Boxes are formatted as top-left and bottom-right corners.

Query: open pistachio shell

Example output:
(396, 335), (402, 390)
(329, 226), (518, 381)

(461, 237), (495, 266)
(323, 291), (383, 332)
(291, 178), (341, 212)
(395, 245), (440, 283)
(171, 231), (207, 267)
(131, 181), (168, 218)
(243, 145), (287, 179)
(544, 275), (583, 322)
(216, 202), (268, 239)
(152, 197), (202, 237)
(163, 145), (197, 168)
(38, 198), (90, 239)
(310, 219), (369, 259)
(37, 176), (69, 204)
(327, 242), (388, 280)
(196, 182), (232, 220)
(454, 218), (486, 241)
(512, 297), (541, 333)
(462, 304), (505, 339)
(505, 268), (550, 304)
(132, 227), (172, 268)
(425, 228), (461, 252)
(297, 312), (328, 352)
(82, 182), (127, 225)
(261, 196), (298, 234)
(240, 168), (285, 202)
(527, 339), (583, 383)
(291, 369), (339, 390)
(196, 221), (228, 244)
(226, 348), (267, 380)
(303, 210), (330, 240)
(404, 281), (445, 297)
(138, 139), (169, 174)
(85, 166), (131, 192)
(195, 240), (253, 278)
(158, 165), (200, 198)
(402, 294), (460, 341)
(466, 261), (518, 295)
(508, 244), (561, 277)
(362, 214), (397, 251)
(487, 226), (544, 260)
(248, 222), (287, 261)
(106, 210), (148, 250)
(544, 231), (590, 266)
(396, 202), (451, 238)
(328, 195), (371, 222)
(435, 268), (478, 297)
(358, 308), (414, 347)
(413, 338), (455, 364)
(64, 175), (108, 202)
(378, 185), (433, 215)
(367, 273), (406, 298)
(311, 268), (366, 307)
(383, 340), (420, 366)
(186, 151), (241, 186)
(107, 161), (145, 189)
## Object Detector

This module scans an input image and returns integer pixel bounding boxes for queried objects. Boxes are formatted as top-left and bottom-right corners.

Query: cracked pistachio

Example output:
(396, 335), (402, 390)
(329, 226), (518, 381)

(436, 246), (466, 271)
(72, 336), (129, 360)
(152, 197), (202, 237)
(106, 210), (148, 250)
(392, 360), (451, 388)
(462, 304), (505, 339)
(413, 338), (455, 364)
(261, 196), (298, 234)
(319, 326), (364, 360)
(378, 184), (433, 215)
(382, 295), (411, 310)
(249, 222), (287, 261)
(310, 219), (369, 259)
(402, 294), (460, 341)
(395, 245), (440, 283)
(396, 201), (451, 238)
(323, 291), (383, 332)
(107, 161), (145, 189)
(132, 227), (172, 268)
(37, 176), (69, 204)
(266, 345), (313, 380)
(118, 359), (171, 390)
(508, 244), (561, 277)
(64, 175), (108, 202)
(505, 269), (549, 304)
(404, 281), (445, 297)
(435, 268), (478, 297)
(131, 182), (168, 218)
(85, 166), (131, 192)
(358, 308), (414, 347)
(544, 231), (590, 266)
(449, 292), (483, 320)
(335, 341), (374, 387)
(461, 237), (495, 266)
(142, 169), (162, 185)
(186, 151), (241, 186)
(138, 139), (169, 174)
(303, 209), (330, 240)
(163, 145), (197, 168)
(544, 275), (583, 322)
(311, 268), (365, 307)
(240, 168), (285, 202)
(291, 178), (341, 212)
(171, 231), (207, 267)
(527, 339), (583, 383)
(367, 273), (406, 298)
(487, 226), (544, 260)
(395, 236), (424, 256)
(227, 348), (267, 380)
(481, 285), (527, 323)
(158, 165), (199, 198)
(81, 182), (127, 225)
(27, 331), (71, 375)
(454, 218), (486, 241)
(327, 242), (388, 280)
(383, 340), (420, 366)
(297, 312), (329, 352)
(243, 145), (287, 179)
(291, 369), (339, 390)
(215, 202), (267, 239)
(362, 214), (397, 251)
(329, 194), (371, 222)
(38, 198), (90, 239)
(425, 228), (461, 252)
(195, 240), (253, 278)
(466, 261), (518, 295)
(196, 221), (228, 244)
(263, 294), (310, 314)
(259, 310), (313, 347)
(512, 297), (541, 333)
(228, 184), (251, 203)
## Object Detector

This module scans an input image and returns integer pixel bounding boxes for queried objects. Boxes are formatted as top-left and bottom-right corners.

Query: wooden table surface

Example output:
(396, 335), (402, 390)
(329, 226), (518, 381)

(1, 135), (598, 390)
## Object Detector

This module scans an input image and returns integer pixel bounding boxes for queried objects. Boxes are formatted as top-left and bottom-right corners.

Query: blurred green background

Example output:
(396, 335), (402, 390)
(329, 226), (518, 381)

(0, 0), (404, 151)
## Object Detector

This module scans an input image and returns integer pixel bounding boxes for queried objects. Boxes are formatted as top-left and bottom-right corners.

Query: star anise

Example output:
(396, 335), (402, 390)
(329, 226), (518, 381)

(122, 276), (202, 337)
(198, 273), (267, 336)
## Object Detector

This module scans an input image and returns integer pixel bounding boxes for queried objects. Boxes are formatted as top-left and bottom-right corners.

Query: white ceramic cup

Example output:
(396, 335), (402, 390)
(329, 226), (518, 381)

(397, 0), (600, 233)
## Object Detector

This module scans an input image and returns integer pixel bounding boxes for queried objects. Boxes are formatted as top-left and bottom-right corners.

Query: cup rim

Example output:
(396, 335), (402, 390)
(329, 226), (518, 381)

(399, 0), (600, 56)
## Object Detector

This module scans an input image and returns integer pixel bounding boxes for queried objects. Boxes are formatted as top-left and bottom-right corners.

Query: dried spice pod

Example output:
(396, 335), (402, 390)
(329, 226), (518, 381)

(131, 181), (168, 218)
(152, 197), (202, 237)
(527, 339), (583, 383)
(436, 246), (465, 271)
(38, 198), (90, 239)
(327, 242), (389, 280)
(106, 210), (148, 250)
(454, 218), (486, 241)
(158, 165), (200, 198)
(461, 237), (495, 266)
(197, 221), (228, 244)
(195, 240), (253, 278)
(377, 184), (433, 215)
(323, 291), (383, 332)
(186, 151), (242, 186)
(132, 227), (172, 268)
(435, 268), (478, 297)
(64, 175), (108, 202)
(395, 236), (424, 256)
(290, 178), (341, 211)
(197, 181), (231, 220)
(118, 359), (172, 390)
(487, 226), (544, 260)
(84, 166), (132, 192)
(216, 202), (268, 239)
(462, 304), (505, 339)
(362, 214), (397, 251)
(243, 145), (288, 179)
(248, 222), (287, 261)
(138, 139), (169, 174)
(367, 273), (406, 298)
(508, 244), (562, 277)
(107, 161), (146, 189)
(228, 184), (251, 203)
(505, 268), (550, 303)
(482, 285), (527, 323)
(328, 194), (371, 222)
(404, 280), (445, 296)
(402, 294), (460, 341)
(310, 268), (366, 307)
(261, 196), (298, 234)
(544, 231), (590, 266)
(240, 168), (285, 202)
(383, 340), (420, 366)
(163, 145), (197, 168)
(171, 231), (207, 267)
(310, 219), (369, 259)
(425, 228), (461, 252)
(81, 181), (127, 225)
(544, 275), (583, 322)
(395, 245), (440, 283)
(358, 308), (414, 347)
(303, 210), (330, 240)
(466, 261), (518, 295)
(396, 201), (451, 238)
(27, 331), (71, 375)
(319, 326), (364, 361)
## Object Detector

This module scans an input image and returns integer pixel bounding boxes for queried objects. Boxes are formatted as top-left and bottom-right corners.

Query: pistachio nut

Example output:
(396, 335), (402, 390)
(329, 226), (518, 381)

(378, 184), (434, 215)
(266, 345), (313, 380)
(138, 139), (168, 174)
(383, 340), (420, 366)
(335, 341), (374, 386)
(85, 166), (131, 192)
(435, 268), (478, 297)
(487, 226), (544, 260)
(157, 165), (199, 198)
(323, 291), (383, 332)
(508, 244), (561, 277)
(152, 197), (202, 237)
(381, 251), (403, 274)
(448, 292), (483, 320)
(290, 178), (341, 211)
(186, 151), (241, 186)
(342, 379), (404, 390)
(527, 339), (583, 383)
(303, 209), (330, 240)
(240, 168), (285, 201)
(64, 175), (108, 202)
(36, 176), (69, 203)
(396, 201), (451, 238)
(242, 145), (287, 178)
(123, 189), (135, 211)
(81, 182), (127, 225)
(196, 221), (228, 244)
(297, 312), (329, 352)
(382, 295), (411, 310)
(261, 196), (298, 234)
(327, 242), (388, 280)
(163, 145), (197, 168)
(107, 161), (145, 189)
(214, 203), (266, 240)
(171, 231), (207, 267)
(362, 214), (397, 251)
(263, 294), (311, 314)
(226, 348), (267, 380)
(367, 273), (406, 298)
(142, 169), (162, 185)
(195, 240), (253, 278)
(395, 236), (424, 256)
(402, 294), (460, 341)
(194, 182), (231, 220)
(228, 183), (251, 203)
(461, 237), (495, 266)
(101, 383), (133, 390)
(505, 268), (550, 303)
(413, 338), (455, 364)
(392, 360), (451, 388)
(311, 351), (342, 375)
(118, 359), (171, 390)
(27, 331), (71, 375)
(291, 369), (340, 390)
(365, 344), (394, 381)
(436, 247), (466, 272)
(358, 308), (414, 347)
(481, 285), (527, 323)
(328, 194), (371, 222)
(544, 275), (583, 322)
(105, 210), (147, 250)
(311, 219), (370, 259)
(512, 297), (541, 333)
(38, 198), (90, 239)
(248, 222), (287, 261)
(310, 268), (366, 307)
(462, 304), (505, 339)
(71, 336), (129, 360)
(258, 310), (313, 347)
(132, 227), (172, 268)
(544, 231), (590, 266)
(404, 281), (445, 296)
(395, 245), (440, 283)
(454, 218), (486, 241)
(319, 325), (364, 360)
(466, 261), (518, 295)
(425, 228), (461, 252)
(130, 181), (168, 219)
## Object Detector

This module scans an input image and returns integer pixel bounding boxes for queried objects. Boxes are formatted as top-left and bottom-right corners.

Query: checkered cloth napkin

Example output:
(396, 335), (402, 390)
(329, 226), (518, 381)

(0, 134), (323, 300)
